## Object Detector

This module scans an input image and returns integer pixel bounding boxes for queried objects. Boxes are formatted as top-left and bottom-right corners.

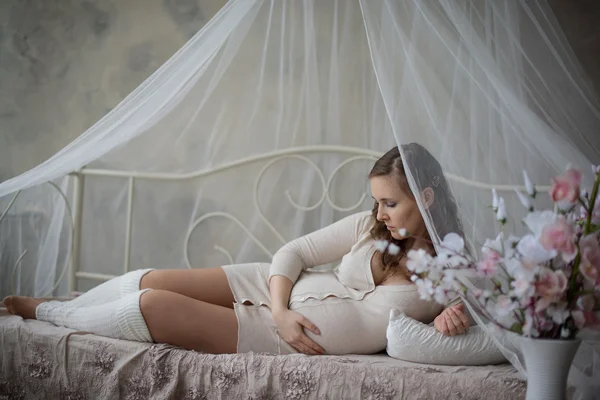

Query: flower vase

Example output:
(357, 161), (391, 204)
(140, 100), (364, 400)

(512, 335), (581, 400)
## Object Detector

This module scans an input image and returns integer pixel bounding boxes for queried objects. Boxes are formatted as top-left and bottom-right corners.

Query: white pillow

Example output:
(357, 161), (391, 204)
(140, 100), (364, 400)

(386, 309), (507, 365)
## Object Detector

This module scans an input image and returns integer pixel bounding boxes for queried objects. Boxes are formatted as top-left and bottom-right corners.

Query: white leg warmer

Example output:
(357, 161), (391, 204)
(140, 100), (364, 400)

(68, 268), (154, 307)
(36, 289), (153, 342)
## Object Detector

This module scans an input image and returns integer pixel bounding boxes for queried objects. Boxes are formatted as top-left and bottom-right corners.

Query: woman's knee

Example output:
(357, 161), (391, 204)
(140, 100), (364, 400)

(139, 270), (155, 289)
(139, 289), (169, 318)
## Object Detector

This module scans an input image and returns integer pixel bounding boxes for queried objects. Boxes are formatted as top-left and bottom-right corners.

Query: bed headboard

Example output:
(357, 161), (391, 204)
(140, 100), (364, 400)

(2, 145), (549, 296)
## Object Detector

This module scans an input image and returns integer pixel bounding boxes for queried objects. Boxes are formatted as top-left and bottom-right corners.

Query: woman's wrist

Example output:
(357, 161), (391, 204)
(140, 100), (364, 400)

(271, 305), (288, 316)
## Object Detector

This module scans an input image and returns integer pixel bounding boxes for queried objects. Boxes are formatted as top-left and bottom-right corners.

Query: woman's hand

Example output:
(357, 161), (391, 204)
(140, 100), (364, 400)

(434, 303), (470, 336)
(272, 308), (325, 355)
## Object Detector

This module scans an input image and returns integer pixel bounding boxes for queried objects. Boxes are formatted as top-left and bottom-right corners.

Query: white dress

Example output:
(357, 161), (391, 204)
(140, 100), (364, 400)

(221, 211), (443, 355)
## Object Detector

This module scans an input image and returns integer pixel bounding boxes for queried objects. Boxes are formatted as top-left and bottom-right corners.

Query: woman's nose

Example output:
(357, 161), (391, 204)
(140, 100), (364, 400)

(376, 207), (387, 221)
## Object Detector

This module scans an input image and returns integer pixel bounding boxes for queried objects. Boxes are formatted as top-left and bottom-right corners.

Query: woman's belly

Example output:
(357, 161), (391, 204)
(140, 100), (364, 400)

(289, 296), (389, 355)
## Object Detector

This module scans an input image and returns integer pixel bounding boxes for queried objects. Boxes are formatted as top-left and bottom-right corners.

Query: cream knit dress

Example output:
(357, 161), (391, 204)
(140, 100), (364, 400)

(221, 211), (443, 355)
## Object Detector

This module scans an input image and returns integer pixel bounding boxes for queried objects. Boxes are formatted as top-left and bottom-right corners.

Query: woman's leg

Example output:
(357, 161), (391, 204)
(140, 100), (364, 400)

(68, 268), (155, 307)
(2, 268), (154, 311)
(33, 266), (235, 309)
(5, 289), (238, 354)
(140, 267), (235, 308)
(140, 289), (238, 353)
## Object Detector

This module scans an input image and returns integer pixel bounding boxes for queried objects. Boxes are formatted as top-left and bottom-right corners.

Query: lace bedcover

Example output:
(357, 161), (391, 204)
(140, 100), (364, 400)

(0, 308), (527, 399)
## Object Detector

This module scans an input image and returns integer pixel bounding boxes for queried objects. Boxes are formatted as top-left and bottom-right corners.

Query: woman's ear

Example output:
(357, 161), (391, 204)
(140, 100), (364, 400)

(421, 187), (435, 209)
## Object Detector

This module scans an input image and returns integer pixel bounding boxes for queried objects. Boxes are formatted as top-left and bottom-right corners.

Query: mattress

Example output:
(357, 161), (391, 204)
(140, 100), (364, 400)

(0, 307), (527, 399)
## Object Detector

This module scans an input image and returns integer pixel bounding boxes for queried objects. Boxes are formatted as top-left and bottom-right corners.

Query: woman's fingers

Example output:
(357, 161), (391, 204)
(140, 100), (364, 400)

(452, 304), (470, 328)
(436, 314), (450, 335)
(444, 313), (459, 335)
(300, 335), (325, 355)
(299, 316), (321, 335)
(298, 343), (319, 355)
(448, 307), (468, 333)
(293, 338), (321, 355)
(446, 308), (465, 335)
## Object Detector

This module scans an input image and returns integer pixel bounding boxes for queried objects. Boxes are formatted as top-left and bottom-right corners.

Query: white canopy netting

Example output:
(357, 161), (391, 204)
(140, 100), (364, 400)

(1, 0), (599, 397)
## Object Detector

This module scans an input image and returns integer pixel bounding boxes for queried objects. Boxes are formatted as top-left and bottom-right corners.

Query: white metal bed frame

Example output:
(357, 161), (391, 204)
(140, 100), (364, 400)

(2, 145), (550, 297)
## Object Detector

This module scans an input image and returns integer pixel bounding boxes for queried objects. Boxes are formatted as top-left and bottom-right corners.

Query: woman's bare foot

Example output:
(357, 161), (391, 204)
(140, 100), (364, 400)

(2, 296), (44, 319)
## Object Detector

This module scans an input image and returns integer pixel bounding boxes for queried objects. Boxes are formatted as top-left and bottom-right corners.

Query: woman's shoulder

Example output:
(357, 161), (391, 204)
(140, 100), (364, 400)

(349, 210), (375, 236)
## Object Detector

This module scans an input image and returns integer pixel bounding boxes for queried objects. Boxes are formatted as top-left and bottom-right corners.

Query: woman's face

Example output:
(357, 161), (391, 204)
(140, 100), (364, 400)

(370, 175), (428, 240)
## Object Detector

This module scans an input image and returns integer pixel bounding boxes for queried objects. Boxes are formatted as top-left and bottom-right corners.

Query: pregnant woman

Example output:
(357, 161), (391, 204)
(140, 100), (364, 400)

(4, 143), (469, 355)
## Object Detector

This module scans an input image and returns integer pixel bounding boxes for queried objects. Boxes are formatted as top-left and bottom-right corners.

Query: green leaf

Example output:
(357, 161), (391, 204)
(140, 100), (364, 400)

(509, 323), (523, 334)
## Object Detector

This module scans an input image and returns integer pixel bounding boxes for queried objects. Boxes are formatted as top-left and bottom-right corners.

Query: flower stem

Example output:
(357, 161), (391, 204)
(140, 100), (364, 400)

(585, 177), (599, 236)
(567, 176), (599, 301)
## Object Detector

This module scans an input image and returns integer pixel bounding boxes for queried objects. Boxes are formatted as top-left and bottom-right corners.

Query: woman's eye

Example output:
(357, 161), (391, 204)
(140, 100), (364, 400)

(386, 202), (396, 208)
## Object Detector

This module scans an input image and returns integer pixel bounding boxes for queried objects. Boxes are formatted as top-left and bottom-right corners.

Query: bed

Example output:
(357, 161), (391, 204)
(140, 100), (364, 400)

(0, 306), (527, 400)
(1, 147), (530, 399)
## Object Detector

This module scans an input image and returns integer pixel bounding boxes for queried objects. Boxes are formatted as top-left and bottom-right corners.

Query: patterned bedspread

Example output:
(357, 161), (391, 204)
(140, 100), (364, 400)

(0, 307), (527, 399)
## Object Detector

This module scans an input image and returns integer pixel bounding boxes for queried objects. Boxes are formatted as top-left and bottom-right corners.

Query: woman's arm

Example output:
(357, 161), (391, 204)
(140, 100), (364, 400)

(268, 211), (372, 284)
(269, 275), (294, 314)
(270, 275), (325, 355)
(434, 303), (470, 335)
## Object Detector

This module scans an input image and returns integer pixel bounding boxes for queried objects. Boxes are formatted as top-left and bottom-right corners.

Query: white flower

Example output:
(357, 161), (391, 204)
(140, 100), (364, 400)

(482, 232), (504, 255)
(503, 235), (521, 260)
(495, 295), (518, 317)
(515, 189), (533, 210)
(517, 234), (556, 264)
(414, 279), (434, 301)
(426, 266), (442, 282)
(374, 240), (388, 252)
(441, 233), (465, 254)
(433, 286), (449, 304)
(387, 243), (400, 255)
(492, 188), (499, 211)
(447, 255), (469, 268)
(496, 197), (507, 222)
(442, 268), (457, 281)
(397, 228), (407, 237)
(561, 327), (571, 338)
(523, 170), (535, 196)
(547, 302), (570, 324)
(523, 311), (540, 337)
(406, 249), (433, 273)
(523, 210), (557, 237)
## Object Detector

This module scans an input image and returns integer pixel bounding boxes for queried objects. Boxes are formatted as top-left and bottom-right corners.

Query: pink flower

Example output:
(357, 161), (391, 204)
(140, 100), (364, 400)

(476, 251), (500, 277)
(535, 296), (553, 313)
(550, 168), (582, 204)
(539, 217), (577, 262)
(579, 235), (600, 284)
(511, 274), (535, 298)
(577, 295), (595, 312)
(584, 311), (600, 331)
(535, 268), (568, 300)
(572, 310), (586, 329)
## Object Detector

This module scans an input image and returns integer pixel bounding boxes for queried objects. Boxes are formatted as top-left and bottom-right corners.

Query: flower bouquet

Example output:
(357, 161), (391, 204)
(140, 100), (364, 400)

(404, 166), (600, 339)
(390, 166), (600, 400)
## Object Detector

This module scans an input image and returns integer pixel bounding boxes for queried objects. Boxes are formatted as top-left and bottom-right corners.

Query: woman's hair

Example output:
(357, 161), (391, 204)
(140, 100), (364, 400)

(369, 143), (464, 276)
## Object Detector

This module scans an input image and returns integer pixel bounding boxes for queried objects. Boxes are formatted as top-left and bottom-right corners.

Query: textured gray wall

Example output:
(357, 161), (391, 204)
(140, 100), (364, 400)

(0, 0), (598, 183)
(0, 0), (225, 183)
